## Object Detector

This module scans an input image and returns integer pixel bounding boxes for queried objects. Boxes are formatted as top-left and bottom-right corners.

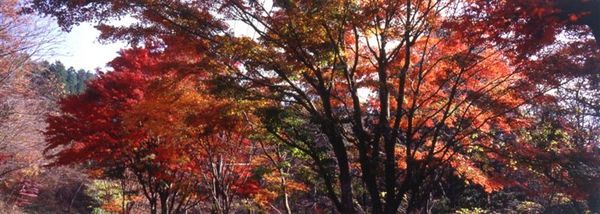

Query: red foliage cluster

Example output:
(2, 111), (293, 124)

(456, 0), (600, 56)
(45, 48), (258, 213)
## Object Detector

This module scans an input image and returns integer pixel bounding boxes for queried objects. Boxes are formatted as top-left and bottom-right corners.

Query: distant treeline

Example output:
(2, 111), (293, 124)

(41, 61), (95, 95)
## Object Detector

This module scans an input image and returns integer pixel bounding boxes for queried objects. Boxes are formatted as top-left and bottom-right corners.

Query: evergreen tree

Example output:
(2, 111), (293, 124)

(45, 61), (95, 94)
(65, 67), (76, 93)
(47, 61), (67, 84)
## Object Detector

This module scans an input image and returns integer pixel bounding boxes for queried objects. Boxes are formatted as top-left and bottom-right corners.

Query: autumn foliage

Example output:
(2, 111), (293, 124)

(45, 48), (261, 213)
(27, 0), (600, 213)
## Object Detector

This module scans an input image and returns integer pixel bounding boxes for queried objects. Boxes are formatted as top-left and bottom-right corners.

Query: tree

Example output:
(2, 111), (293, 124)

(46, 61), (67, 84)
(248, 119), (311, 214)
(122, 67), (260, 214)
(517, 40), (600, 212)
(1, 0), (57, 84)
(0, 0), (61, 186)
(45, 61), (95, 94)
(434, 39), (600, 213)
(0, 61), (62, 180)
(45, 48), (259, 214)
(219, 1), (550, 213)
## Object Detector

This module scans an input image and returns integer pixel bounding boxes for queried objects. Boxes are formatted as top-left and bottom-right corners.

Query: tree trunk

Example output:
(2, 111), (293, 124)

(160, 192), (169, 214)
(316, 84), (356, 214)
(280, 168), (292, 214)
(149, 200), (157, 214)
(358, 143), (383, 213)
(326, 124), (355, 214)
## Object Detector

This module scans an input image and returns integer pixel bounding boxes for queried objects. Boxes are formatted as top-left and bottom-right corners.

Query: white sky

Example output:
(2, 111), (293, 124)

(47, 17), (258, 72)
(48, 22), (128, 72)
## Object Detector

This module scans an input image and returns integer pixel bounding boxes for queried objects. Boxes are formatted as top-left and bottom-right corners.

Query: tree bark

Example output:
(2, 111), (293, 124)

(323, 121), (356, 214)
(160, 192), (169, 214)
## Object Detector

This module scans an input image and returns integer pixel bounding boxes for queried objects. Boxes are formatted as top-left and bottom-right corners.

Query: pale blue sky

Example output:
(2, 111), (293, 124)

(48, 18), (256, 72)
(49, 22), (127, 72)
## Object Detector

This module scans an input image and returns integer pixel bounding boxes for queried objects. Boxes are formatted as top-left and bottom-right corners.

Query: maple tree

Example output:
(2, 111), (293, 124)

(0, 2), (63, 196)
(248, 124), (312, 214)
(1, 0), (58, 83)
(219, 1), (544, 213)
(516, 40), (600, 212)
(0, 5), (92, 206)
(44, 48), (259, 214)
(0, 0), (55, 176)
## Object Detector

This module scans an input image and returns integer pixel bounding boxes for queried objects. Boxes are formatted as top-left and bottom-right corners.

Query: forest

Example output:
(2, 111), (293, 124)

(0, 0), (599, 213)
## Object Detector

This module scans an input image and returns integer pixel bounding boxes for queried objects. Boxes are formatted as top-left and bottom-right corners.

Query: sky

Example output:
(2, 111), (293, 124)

(47, 17), (256, 72)
(49, 22), (127, 72)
